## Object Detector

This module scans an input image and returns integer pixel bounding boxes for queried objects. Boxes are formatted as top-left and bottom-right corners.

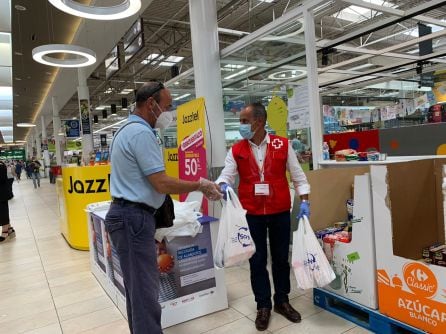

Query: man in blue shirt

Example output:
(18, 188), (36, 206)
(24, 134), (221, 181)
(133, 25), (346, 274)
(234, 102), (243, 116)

(105, 82), (221, 334)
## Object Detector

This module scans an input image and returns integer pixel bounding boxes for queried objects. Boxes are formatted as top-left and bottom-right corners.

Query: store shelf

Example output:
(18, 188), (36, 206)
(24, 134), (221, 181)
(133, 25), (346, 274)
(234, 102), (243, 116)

(319, 156), (446, 168)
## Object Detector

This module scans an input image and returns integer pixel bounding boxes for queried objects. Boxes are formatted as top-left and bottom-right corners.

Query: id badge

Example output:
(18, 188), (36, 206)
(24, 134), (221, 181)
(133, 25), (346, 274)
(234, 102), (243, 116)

(255, 183), (270, 196)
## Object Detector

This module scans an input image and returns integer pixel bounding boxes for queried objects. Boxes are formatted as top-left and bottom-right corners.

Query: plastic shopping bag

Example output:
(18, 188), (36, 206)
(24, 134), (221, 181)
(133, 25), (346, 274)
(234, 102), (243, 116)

(292, 216), (335, 290)
(214, 188), (256, 268)
(155, 200), (203, 242)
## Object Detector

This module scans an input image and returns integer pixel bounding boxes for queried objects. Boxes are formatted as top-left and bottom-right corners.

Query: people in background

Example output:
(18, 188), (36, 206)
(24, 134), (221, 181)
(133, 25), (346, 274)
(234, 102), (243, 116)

(30, 158), (41, 189)
(0, 161), (15, 243)
(15, 161), (23, 182)
(216, 102), (311, 331)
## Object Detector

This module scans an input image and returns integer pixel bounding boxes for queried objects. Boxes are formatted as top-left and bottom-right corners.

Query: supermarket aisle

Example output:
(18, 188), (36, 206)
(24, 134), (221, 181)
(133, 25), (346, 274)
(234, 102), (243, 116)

(0, 178), (371, 334)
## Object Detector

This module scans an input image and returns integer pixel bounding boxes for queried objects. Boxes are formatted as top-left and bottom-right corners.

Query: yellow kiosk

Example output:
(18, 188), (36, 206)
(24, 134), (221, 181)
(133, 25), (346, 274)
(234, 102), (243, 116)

(57, 165), (111, 250)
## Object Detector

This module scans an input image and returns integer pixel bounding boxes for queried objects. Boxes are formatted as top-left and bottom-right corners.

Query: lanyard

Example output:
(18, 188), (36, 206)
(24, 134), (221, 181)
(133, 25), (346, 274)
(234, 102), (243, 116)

(248, 140), (269, 182)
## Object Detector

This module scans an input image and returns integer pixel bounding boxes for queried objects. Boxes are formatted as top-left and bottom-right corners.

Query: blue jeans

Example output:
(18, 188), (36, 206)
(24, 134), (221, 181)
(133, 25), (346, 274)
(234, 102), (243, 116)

(32, 172), (40, 188)
(104, 202), (162, 334)
(246, 211), (291, 310)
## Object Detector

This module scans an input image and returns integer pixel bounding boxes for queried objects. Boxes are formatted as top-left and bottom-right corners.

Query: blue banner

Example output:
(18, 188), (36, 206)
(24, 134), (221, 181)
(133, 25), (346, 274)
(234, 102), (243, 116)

(63, 119), (81, 138)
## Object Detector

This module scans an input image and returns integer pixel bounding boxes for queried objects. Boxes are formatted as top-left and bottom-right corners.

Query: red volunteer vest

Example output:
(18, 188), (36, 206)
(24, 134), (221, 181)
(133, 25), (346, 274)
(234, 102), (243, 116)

(232, 134), (291, 215)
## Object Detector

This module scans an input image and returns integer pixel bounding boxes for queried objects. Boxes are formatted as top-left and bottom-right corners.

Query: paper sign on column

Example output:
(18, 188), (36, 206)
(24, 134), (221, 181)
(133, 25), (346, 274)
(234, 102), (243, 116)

(288, 83), (310, 130)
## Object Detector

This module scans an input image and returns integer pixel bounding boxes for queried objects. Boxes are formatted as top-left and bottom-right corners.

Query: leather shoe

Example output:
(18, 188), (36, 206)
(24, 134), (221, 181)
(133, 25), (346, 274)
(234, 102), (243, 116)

(274, 302), (301, 323)
(255, 308), (271, 331)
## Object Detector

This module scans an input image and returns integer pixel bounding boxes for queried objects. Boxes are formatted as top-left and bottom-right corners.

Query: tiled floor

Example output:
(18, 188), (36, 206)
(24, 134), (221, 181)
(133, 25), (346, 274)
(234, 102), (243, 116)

(0, 178), (373, 334)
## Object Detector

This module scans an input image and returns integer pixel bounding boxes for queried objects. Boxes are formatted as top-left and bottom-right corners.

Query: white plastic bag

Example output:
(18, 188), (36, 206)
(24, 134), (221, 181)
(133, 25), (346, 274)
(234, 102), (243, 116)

(155, 200), (203, 242)
(214, 188), (256, 268)
(292, 216), (335, 289)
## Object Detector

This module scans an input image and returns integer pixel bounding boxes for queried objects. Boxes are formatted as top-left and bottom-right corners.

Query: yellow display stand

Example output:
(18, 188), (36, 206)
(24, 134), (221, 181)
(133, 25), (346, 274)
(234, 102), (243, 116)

(57, 165), (111, 250)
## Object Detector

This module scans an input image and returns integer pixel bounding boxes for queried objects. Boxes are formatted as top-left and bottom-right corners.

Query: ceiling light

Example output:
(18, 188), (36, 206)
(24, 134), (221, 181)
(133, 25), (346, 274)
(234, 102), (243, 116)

(14, 77), (21, 81)
(15, 140), (27, 143)
(14, 4), (27, 11)
(174, 93), (191, 101)
(14, 51), (23, 56)
(16, 123), (36, 127)
(94, 119), (127, 134)
(224, 66), (257, 80)
(141, 53), (184, 67)
(119, 89), (134, 94)
(48, 0), (141, 21)
(32, 44), (97, 68)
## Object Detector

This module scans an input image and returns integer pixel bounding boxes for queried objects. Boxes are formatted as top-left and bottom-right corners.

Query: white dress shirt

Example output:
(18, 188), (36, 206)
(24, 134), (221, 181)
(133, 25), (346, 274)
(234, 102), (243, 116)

(216, 134), (310, 196)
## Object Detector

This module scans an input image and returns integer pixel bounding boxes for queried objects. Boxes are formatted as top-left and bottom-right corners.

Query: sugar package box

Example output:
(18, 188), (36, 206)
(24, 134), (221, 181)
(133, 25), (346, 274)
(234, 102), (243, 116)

(422, 243), (442, 259)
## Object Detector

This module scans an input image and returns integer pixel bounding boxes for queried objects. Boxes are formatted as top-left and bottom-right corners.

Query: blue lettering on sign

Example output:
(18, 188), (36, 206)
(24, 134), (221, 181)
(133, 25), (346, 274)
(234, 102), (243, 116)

(177, 246), (207, 260)
(237, 227), (252, 248)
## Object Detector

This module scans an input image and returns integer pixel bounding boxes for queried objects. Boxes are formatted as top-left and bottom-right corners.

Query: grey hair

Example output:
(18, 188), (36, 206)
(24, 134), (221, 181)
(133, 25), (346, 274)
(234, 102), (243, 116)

(247, 102), (267, 122)
(135, 82), (163, 108)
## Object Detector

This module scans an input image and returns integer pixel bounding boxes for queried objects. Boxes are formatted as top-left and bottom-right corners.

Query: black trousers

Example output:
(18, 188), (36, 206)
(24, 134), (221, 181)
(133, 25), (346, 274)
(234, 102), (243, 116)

(0, 201), (10, 226)
(105, 202), (162, 334)
(246, 211), (291, 310)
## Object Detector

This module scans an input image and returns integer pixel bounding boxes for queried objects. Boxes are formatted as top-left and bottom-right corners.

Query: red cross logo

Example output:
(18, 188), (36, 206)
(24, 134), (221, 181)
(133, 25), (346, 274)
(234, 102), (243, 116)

(272, 138), (283, 150)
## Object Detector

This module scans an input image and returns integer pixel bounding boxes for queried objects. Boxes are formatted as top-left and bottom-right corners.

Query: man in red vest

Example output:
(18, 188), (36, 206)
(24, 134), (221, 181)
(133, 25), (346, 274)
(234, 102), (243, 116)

(216, 102), (310, 331)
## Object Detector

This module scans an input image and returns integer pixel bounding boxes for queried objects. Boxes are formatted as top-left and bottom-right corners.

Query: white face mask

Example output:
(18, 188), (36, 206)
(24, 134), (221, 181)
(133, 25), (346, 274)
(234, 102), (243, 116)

(155, 111), (173, 129)
(152, 102), (173, 129)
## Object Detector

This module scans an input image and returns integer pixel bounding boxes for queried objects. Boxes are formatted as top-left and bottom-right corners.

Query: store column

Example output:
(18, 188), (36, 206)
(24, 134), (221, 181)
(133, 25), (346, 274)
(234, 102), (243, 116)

(52, 97), (63, 166)
(29, 133), (35, 158)
(41, 115), (50, 177)
(35, 128), (42, 160)
(77, 68), (94, 166)
(304, 8), (323, 169)
(188, 0), (226, 211)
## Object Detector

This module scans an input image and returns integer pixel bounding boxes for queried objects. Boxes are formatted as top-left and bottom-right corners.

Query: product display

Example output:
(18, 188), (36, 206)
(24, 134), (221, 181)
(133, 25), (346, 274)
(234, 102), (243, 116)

(334, 149), (383, 162)
(422, 243), (446, 267)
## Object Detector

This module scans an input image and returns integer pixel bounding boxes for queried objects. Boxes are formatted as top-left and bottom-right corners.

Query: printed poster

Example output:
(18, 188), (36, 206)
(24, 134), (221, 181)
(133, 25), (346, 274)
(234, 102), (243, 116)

(164, 148), (179, 201)
(79, 99), (91, 135)
(287, 84), (309, 130)
(176, 98), (207, 213)
(63, 119), (81, 138)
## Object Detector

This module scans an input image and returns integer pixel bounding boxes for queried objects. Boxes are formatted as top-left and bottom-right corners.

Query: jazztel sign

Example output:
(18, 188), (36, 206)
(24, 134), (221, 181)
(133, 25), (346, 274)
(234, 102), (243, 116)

(67, 175), (109, 194)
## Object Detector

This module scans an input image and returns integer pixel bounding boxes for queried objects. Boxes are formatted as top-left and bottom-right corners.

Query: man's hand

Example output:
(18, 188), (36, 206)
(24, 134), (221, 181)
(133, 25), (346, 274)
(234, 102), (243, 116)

(219, 183), (230, 200)
(198, 178), (223, 201)
(297, 201), (310, 220)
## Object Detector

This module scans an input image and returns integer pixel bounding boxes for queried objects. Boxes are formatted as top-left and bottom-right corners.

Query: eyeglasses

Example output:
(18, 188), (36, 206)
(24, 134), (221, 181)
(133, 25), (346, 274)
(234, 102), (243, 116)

(144, 82), (164, 102)
(147, 82), (164, 98)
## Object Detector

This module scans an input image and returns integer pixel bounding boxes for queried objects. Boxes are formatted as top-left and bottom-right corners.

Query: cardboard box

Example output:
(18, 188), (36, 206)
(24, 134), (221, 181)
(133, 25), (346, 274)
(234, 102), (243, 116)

(371, 159), (446, 334)
(307, 166), (378, 309)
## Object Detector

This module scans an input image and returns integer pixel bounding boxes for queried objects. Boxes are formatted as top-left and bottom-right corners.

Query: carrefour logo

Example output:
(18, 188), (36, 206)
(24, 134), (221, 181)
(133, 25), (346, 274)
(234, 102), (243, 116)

(403, 262), (438, 298)
(237, 227), (252, 248)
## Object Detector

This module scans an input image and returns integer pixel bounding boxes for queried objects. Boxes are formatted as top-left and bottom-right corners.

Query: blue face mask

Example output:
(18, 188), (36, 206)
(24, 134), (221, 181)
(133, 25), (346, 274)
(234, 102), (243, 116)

(239, 123), (255, 140)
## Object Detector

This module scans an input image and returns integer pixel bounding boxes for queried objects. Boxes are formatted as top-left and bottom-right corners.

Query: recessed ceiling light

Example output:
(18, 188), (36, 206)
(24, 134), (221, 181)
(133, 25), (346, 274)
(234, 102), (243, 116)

(14, 77), (21, 81)
(14, 51), (23, 56)
(48, 0), (141, 20)
(16, 123), (36, 128)
(32, 44), (97, 68)
(14, 4), (27, 11)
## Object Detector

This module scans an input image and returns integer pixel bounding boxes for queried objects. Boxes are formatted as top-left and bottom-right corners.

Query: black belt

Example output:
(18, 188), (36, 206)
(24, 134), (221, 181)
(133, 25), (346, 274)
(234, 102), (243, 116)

(112, 198), (157, 215)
